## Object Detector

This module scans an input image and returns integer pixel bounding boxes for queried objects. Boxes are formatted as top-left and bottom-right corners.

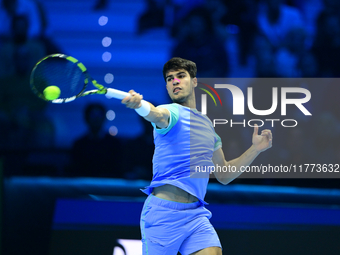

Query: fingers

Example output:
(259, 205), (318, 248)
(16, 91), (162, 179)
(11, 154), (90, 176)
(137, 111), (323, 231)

(254, 126), (273, 141)
(122, 90), (143, 109)
(253, 126), (273, 151)
(253, 124), (259, 136)
(261, 129), (273, 142)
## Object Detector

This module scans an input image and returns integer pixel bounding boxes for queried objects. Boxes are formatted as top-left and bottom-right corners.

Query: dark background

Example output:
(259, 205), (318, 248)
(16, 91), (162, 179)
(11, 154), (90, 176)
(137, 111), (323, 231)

(1, 0), (340, 254)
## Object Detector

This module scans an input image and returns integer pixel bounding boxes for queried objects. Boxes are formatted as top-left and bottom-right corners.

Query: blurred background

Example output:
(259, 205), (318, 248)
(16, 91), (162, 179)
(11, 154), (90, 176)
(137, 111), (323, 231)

(0, 0), (340, 254)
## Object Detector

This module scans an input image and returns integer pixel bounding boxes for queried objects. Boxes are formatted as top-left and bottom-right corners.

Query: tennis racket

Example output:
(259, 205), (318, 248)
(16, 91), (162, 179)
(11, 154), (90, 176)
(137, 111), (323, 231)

(30, 53), (149, 112)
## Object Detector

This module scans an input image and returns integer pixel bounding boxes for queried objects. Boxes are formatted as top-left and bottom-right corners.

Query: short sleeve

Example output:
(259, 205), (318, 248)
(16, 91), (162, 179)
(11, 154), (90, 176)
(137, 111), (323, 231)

(151, 103), (179, 134)
(214, 132), (222, 151)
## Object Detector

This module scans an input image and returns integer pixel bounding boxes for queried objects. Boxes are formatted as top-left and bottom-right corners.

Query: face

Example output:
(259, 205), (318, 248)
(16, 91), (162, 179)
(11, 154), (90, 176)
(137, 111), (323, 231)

(165, 69), (197, 104)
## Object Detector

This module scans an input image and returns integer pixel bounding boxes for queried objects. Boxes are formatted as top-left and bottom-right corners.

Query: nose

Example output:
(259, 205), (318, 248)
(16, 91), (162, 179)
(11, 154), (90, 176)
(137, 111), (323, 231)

(173, 78), (180, 84)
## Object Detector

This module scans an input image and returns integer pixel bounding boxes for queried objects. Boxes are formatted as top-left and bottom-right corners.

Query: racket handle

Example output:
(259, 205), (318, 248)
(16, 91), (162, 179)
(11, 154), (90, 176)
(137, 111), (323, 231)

(106, 88), (130, 99)
(106, 88), (151, 117)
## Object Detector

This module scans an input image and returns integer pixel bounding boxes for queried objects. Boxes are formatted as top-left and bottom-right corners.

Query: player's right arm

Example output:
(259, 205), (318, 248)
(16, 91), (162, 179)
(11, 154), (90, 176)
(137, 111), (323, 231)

(121, 90), (170, 129)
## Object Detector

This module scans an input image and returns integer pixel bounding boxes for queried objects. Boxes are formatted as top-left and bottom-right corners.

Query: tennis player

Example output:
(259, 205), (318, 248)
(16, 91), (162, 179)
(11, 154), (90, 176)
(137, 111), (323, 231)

(122, 57), (273, 255)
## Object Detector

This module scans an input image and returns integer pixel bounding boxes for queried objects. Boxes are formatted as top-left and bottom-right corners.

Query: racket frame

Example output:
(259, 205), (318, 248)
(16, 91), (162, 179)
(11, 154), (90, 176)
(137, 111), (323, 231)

(31, 53), (110, 103)
(30, 53), (150, 116)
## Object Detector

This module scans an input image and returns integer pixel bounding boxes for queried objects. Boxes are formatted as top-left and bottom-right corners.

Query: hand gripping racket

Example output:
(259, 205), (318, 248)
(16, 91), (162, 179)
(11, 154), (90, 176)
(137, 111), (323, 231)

(30, 53), (150, 115)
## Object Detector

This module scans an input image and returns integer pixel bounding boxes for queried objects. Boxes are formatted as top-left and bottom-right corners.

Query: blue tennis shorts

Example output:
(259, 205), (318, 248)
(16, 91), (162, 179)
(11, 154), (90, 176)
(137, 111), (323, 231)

(140, 194), (222, 255)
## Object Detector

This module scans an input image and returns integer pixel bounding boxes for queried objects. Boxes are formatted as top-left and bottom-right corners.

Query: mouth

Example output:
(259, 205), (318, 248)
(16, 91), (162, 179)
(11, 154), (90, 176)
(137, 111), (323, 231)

(173, 87), (182, 94)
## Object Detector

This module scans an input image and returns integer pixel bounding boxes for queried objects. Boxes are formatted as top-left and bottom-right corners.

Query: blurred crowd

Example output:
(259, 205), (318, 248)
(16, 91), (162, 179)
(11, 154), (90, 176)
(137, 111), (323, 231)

(0, 0), (339, 189)
(140, 0), (340, 78)
(0, 0), (59, 151)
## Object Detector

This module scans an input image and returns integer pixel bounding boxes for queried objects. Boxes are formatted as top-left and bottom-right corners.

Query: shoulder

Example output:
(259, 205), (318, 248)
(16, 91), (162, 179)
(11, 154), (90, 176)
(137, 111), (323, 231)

(157, 103), (181, 118)
(157, 103), (179, 110)
(152, 103), (180, 134)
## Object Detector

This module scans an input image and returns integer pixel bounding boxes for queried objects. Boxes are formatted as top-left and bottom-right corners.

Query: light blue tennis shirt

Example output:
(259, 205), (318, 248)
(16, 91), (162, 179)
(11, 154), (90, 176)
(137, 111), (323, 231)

(142, 103), (222, 205)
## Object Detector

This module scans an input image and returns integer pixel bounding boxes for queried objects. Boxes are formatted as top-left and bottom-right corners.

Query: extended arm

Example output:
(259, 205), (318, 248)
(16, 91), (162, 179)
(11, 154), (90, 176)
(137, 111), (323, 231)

(212, 125), (272, 185)
(121, 90), (170, 128)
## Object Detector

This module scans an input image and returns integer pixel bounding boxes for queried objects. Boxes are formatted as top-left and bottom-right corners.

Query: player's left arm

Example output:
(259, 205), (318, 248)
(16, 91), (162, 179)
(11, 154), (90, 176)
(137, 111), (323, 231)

(212, 125), (272, 185)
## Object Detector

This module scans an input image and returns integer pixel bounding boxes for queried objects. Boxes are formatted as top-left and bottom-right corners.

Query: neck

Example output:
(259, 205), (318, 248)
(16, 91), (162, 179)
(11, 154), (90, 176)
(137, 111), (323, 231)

(178, 91), (196, 109)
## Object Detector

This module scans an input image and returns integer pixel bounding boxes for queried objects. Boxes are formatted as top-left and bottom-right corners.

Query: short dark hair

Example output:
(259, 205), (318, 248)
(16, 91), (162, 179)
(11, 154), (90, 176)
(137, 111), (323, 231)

(163, 57), (197, 81)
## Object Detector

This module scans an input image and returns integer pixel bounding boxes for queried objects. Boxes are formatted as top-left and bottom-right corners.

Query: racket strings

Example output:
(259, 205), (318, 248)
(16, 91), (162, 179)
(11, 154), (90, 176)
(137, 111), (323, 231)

(31, 57), (86, 99)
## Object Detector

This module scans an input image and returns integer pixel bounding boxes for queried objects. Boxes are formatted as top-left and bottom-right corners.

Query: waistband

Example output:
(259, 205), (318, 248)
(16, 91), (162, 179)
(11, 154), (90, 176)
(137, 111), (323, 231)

(148, 194), (202, 210)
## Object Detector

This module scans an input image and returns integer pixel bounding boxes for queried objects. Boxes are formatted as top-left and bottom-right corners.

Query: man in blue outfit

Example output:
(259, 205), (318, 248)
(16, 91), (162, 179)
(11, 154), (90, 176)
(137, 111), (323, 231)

(122, 57), (273, 255)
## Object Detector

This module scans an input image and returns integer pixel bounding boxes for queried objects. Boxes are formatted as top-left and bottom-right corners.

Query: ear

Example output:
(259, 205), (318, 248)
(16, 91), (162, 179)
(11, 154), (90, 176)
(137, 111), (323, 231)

(192, 77), (197, 87)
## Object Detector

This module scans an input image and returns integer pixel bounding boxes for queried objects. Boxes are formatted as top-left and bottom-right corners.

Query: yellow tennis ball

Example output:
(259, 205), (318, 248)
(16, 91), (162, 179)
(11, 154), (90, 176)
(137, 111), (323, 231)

(43, 86), (61, 100)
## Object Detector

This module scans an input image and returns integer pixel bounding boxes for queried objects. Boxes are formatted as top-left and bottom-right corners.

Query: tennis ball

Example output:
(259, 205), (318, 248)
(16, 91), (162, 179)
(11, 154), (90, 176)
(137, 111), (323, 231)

(43, 86), (61, 100)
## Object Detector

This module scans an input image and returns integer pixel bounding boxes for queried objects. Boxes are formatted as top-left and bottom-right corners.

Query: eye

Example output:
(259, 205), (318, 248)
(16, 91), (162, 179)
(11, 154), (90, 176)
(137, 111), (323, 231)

(167, 77), (173, 82)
